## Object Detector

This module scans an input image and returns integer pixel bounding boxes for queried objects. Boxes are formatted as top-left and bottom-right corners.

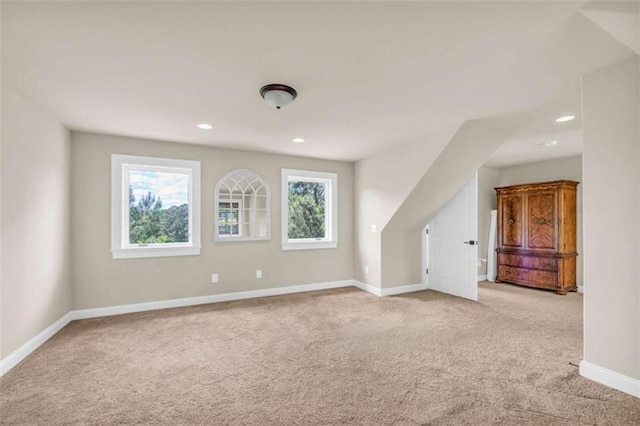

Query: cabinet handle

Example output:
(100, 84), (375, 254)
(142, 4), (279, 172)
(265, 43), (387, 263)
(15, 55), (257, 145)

(536, 218), (546, 225)
(508, 219), (515, 225)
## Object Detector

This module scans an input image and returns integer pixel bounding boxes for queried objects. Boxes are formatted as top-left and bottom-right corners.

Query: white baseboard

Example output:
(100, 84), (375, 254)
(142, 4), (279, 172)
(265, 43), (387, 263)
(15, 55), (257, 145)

(352, 280), (383, 296)
(478, 274), (487, 282)
(72, 280), (354, 320)
(0, 312), (73, 376)
(577, 285), (584, 294)
(381, 282), (427, 296)
(579, 360), (640, 398)
(352, 281), (427, 297)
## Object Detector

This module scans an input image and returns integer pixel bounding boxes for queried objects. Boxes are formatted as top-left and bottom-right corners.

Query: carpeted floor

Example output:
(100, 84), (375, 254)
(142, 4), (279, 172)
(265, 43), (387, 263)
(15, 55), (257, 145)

(1, 282), (639, 425)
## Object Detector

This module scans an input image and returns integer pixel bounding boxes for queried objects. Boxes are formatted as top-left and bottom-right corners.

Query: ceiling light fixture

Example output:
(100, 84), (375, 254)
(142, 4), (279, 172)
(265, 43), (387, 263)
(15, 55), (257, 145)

(260, 84), (297, 109)
(197, 123), (213, 130)
(292, 138), (306, 143)
(544, 140), (558, 147)
(555, 115), (575, 123)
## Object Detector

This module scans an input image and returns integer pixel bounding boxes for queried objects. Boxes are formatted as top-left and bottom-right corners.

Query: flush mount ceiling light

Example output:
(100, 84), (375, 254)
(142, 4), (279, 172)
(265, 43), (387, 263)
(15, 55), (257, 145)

(260, 84), (297, 109)
(544, 140), (559, 147)
(555, 115), (575, 123)
(197, 123), (213, 130)
(292, 138), (306, 143)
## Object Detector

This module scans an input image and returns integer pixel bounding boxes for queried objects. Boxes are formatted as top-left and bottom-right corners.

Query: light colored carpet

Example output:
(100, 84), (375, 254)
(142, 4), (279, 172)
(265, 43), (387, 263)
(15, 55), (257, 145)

(1, 282), (639, 425)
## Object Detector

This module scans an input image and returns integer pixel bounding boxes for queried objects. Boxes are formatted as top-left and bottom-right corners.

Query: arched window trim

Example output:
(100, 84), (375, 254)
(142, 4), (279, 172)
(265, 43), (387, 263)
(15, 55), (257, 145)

(214, 169), (271, 242)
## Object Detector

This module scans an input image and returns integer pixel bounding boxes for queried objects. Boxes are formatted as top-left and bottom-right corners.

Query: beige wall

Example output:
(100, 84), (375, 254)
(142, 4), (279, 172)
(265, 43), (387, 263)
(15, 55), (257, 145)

(1, 85), (71, 359)
(477, 167), (499, 276)
(354, 126), (457, 286)
(496, 156), (583, 287)
(582, 57), (639, 381)
(71, 132), (354, 309)
(382, 119), (513, 287)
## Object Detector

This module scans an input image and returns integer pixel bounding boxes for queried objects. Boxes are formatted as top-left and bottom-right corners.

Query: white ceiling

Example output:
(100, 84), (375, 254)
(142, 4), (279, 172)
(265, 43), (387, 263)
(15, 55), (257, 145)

(485, 78), (583, 168)
(2, 2), (635, 163)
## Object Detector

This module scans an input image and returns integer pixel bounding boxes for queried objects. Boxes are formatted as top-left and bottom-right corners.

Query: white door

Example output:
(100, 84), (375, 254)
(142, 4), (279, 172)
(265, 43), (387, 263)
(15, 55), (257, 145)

(427, 173), (478, 301)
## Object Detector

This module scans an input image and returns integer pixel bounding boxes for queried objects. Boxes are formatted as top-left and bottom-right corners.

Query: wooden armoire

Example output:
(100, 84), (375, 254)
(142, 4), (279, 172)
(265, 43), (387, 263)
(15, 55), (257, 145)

(495, 180), (579, 295)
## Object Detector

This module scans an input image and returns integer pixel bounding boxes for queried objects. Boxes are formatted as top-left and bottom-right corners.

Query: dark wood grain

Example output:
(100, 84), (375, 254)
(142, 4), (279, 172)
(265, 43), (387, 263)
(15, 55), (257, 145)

(526, 192), (556, 250)
(499, 194), (523, 248)
(495, 180), (579, 295)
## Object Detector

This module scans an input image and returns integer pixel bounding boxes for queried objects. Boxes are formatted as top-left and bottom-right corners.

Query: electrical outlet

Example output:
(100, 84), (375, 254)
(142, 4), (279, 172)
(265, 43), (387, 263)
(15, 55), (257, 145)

(365, 266), (369, 274)
(211, 273), (219, 283)
(371, 224), (377, 233)
(256, 270), (262, 279)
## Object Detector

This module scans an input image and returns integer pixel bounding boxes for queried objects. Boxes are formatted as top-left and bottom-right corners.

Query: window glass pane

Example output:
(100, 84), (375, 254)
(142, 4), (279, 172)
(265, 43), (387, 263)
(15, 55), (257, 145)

(128, 169), (190, 244)
(218, 201), (240, 236)
(256, 195), (267, 209)
(287, 181), (326, 239)
(214, 170), (270, 241)
(257, 210), (267, 227)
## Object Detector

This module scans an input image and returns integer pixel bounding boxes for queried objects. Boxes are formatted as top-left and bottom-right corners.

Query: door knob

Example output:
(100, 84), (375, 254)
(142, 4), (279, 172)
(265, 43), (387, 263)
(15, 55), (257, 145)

(463, 240), (477, 245)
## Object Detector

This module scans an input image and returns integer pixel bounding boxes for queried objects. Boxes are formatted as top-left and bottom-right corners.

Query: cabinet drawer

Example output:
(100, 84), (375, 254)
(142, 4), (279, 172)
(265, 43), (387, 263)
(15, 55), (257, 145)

(498, 253), (557, 271)
(498, 265), (558, 286)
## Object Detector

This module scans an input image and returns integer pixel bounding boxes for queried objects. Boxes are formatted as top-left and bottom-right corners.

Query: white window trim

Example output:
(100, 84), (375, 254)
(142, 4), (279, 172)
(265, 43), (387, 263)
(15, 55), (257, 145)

(111, 154), (201, 259)
(214, 169), (271, 242)
(281, 168), (338, 251)
(217, 198), (244, 238)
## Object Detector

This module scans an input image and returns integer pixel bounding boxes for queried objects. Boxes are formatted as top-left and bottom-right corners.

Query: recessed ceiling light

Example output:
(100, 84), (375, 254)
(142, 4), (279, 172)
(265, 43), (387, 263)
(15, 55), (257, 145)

(544, 140), (559, 147)
(555, 115), (575, 123)
(292, 138), (306, 143)
(197, 123), (213, 130)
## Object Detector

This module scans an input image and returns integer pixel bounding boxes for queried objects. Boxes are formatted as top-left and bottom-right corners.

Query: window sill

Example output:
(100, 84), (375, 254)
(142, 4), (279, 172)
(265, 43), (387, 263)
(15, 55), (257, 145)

(215, 237), (270, 242)
(281, 241), (337, 251)
(112, 246), (201, 259)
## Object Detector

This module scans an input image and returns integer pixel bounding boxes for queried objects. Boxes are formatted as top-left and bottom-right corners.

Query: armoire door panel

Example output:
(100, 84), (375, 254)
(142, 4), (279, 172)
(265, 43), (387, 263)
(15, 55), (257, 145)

(501, 194), (523, 248)
(495, 180), (579, 295)
(561, 189), (578, 253)
(526, 192), (556, 250)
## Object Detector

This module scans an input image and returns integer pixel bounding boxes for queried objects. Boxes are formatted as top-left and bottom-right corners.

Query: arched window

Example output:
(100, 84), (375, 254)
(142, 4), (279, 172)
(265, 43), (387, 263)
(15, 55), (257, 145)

(214, 169), (270, 241)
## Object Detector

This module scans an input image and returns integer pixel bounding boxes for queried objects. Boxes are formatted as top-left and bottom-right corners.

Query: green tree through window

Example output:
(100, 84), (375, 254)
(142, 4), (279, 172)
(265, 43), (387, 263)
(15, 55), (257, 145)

(112, 154), (200, 259)
(128, 186), (189, 244)
(287, 181), (325, 239)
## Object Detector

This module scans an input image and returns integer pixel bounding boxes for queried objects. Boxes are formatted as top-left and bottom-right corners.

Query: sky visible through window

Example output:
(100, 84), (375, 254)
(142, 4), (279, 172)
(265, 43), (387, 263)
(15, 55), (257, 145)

(128, 169), (190, 244)
(129, 170), (189, 207)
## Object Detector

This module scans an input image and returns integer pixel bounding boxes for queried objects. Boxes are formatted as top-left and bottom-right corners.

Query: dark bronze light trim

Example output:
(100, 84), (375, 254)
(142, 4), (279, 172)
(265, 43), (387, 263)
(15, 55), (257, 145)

(260, 84), (297, 101)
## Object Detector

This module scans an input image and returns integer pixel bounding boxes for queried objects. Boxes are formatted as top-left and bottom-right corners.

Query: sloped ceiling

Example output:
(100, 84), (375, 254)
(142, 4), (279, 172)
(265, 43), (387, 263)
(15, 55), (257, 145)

(1, 1), (635, 162)
(581, 0), (639, 54)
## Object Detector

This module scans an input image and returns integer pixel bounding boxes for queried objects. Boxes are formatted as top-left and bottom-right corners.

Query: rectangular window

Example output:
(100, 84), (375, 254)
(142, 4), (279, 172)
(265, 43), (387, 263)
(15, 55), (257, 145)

(281, 169), (337, 250)
(218, 201), (242, 237)
(111, 154), (201, 259)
